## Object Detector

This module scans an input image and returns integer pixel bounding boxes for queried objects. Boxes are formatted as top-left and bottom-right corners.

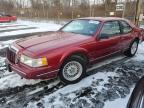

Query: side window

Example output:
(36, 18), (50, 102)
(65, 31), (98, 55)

(120, 21), (132, 34)
(100, 21), (120, 39)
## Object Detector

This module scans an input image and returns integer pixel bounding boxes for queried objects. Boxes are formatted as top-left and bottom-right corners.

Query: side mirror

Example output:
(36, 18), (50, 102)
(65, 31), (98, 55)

(99, 34), (109, 39)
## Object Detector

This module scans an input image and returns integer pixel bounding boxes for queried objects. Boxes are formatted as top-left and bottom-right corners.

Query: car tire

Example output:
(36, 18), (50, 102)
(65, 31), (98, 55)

(124, 39), (139, 57)
(59, 55), (86, 84)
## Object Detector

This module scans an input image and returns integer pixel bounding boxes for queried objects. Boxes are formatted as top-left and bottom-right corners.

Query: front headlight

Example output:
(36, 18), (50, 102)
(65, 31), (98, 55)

(20, 55), (48, 67)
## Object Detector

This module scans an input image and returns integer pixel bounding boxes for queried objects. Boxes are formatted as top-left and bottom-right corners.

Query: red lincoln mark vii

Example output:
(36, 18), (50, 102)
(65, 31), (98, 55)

(6, 17), (144, 84)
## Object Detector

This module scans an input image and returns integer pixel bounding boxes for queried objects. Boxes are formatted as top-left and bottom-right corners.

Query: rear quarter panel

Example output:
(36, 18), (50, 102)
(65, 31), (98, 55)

(140, 29), (144, 41)
(134, 28), (144, 42)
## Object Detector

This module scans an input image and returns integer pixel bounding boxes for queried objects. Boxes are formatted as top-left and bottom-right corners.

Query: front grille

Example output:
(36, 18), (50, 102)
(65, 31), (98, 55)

(7, 48), (16, 64)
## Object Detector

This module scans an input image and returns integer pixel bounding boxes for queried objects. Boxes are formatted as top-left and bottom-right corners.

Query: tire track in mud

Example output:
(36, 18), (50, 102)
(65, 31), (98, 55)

(0, 56), (131, 108)
(0, 80), (64, 108)
(0, 78), (61, 103)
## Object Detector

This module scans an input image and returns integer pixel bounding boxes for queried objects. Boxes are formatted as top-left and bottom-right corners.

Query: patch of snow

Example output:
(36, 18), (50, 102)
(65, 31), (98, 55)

(0, 20), (62, 48)
(0, 20), (62, 37)
(132, 42), (144, 61)
(104, 88), (134, 108)
(0, 73), (42, 90)
(26, 72), (116, 108)
(0, 40), (16, 50)
(27, 79), (60, 96)
(0, 25), (30, 31)
(54, 72), (115, 94)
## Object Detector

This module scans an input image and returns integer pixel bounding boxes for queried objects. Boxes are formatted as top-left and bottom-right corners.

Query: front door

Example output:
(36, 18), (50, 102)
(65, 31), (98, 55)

(90, 21), (121, 62)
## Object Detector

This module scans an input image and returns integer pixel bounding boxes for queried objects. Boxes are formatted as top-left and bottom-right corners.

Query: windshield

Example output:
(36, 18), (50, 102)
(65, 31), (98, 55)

(61, 19), (100, 36)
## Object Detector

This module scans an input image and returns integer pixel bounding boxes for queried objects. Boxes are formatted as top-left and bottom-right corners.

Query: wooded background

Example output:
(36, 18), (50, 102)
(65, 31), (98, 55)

(0, 0), (143, 21)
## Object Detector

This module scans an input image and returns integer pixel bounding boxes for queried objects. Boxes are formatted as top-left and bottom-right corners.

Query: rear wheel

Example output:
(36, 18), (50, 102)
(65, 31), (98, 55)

(124, 40), (139, 57)
(59, 55), (86, 84)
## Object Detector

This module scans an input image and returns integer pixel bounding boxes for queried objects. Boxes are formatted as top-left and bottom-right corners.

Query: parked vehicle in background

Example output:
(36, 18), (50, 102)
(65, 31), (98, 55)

(6, 17), (144, 84)
(0, 12), (17, 22)
(127, 77), (144, 108)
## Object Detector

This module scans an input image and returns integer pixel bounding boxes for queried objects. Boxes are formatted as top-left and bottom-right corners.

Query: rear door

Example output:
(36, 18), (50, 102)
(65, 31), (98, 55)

(91, 21), (121, 62)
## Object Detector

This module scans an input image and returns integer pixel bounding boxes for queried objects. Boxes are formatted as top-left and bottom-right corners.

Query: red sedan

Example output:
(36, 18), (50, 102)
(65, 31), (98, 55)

(6, 17), (143, 84)
(0, 13), (17, 22)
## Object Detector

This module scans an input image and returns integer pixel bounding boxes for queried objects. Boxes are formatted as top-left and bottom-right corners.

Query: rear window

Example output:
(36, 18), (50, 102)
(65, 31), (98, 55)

(100, 21), (120, 37)
(120, 21), (132, 34)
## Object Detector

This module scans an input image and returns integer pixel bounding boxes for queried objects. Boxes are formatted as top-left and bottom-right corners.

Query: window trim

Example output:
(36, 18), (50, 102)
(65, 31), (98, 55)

(119, 20), (133, 34)
(99, 20), (121, 39)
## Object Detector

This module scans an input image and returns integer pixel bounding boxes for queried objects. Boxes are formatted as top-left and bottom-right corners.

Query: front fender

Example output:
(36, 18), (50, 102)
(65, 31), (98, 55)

(59, 47), (89, 67)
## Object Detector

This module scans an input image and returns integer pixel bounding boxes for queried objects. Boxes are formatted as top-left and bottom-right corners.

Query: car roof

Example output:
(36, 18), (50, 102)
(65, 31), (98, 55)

(77, 17), (127, 22)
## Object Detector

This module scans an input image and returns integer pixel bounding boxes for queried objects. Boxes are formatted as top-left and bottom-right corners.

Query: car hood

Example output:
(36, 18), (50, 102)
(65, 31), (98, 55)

(16, 31), (91, 55)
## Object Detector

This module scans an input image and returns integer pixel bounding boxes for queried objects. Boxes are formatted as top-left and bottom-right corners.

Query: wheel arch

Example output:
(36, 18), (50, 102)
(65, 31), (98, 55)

(134, 37), (139, 42)
(59, 48), (89, 68)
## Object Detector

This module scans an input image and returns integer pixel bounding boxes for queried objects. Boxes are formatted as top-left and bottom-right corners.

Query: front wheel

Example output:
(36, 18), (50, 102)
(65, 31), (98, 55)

(124, 40), (139, 57)
(59, 55), (86, 84)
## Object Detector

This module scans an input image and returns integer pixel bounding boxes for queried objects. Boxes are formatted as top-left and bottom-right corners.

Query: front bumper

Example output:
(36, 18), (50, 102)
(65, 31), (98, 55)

(6, 59), (59, 79)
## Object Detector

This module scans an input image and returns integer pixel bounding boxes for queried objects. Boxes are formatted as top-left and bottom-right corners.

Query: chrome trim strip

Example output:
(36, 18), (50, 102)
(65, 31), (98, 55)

(9, 44), (19, 53)
(90, 50), (121, 62)
(12, 66), (27, 75)
(87, 56), (124, 72)
(37, 69), (59, 77)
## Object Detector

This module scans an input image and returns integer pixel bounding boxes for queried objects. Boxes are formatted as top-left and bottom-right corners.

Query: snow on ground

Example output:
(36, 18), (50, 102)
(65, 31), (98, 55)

(132, 42), (144, 61)
(0, 56), (42, 90)
(0, 40), (16, 50)
(0, 25), (28, 31)
(0, 73), (42, 90)
(26, 72), (118, 108)
(104, 90), (132, 108)
(0, 19), (62, 37)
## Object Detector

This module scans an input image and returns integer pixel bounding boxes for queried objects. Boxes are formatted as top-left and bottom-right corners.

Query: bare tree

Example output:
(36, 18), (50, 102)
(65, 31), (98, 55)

(0, 0), (138, 21)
